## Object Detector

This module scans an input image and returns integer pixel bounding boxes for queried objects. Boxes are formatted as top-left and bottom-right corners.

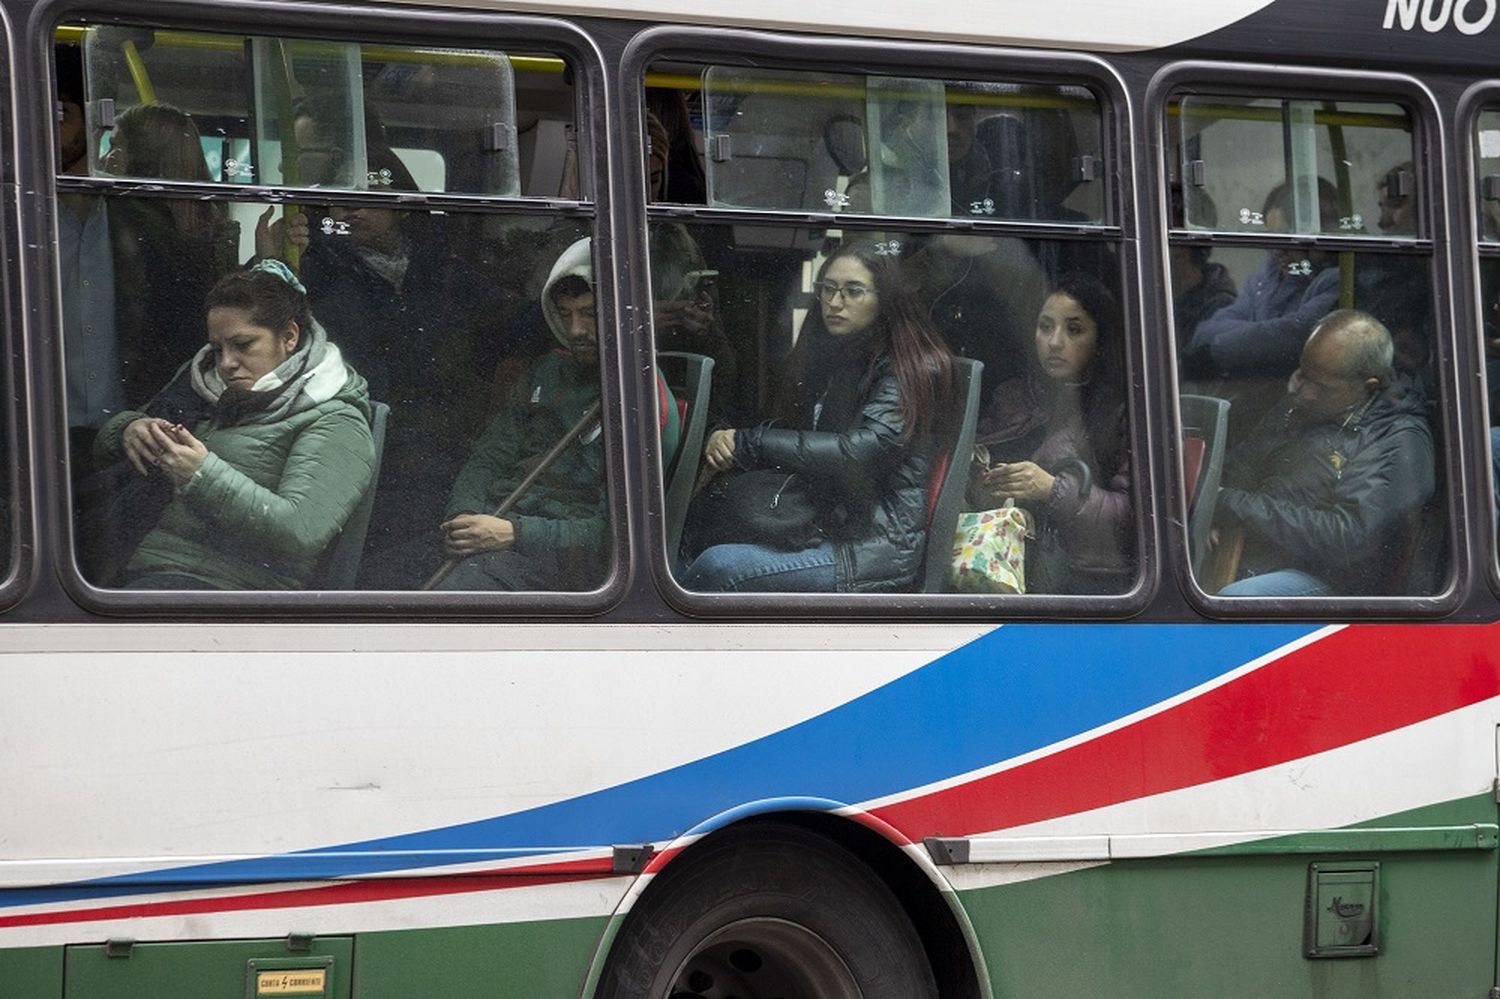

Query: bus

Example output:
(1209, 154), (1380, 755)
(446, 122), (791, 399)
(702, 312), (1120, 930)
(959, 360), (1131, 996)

(2, 0), (1499, 995)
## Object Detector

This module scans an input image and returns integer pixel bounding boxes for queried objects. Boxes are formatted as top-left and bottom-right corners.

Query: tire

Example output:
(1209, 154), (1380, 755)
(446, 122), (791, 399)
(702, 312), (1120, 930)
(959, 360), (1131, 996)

(596, 821), (939, 999)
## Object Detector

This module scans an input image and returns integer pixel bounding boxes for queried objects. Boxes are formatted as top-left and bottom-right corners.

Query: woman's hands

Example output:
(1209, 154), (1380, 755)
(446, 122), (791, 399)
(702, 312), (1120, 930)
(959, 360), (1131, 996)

(703, 428), (737, 473)
(122, 418), (208, 486)
(978, 460), (1056, 506)
(441, 514), (515, 557)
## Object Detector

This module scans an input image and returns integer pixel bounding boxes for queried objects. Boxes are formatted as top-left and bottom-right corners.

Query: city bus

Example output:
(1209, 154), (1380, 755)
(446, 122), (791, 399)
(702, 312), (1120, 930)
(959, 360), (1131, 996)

(3, 0), (1500, 995)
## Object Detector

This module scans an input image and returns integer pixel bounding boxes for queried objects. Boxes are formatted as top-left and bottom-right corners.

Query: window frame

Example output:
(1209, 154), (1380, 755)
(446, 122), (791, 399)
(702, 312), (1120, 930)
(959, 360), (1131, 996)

(620, 26), (1154, 618)
(40, 0), (627, 616)
(1148, 61), (1463, 619)
(1456, 80), (1500, 603)
(0, 9), (33, 614)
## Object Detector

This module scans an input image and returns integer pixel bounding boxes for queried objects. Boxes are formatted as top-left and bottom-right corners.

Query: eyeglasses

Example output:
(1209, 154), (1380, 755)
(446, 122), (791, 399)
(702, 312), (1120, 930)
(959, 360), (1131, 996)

(812, 280), (876, 304)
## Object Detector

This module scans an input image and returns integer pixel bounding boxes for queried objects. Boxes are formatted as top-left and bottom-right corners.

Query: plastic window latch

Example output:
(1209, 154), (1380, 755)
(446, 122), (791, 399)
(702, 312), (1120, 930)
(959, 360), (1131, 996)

(95, 98), (116, 129)
(1189, 159), (1207, 187)
(1483, 175), (1500, 202)
(1074, 154), (1098, 182)
(483, 123), (510, 152)
(710, 134), (732, 162)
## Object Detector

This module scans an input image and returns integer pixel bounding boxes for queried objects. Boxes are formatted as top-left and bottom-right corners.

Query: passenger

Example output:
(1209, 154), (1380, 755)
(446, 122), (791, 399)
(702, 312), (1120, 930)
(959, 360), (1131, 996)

(92, 261), (376, 590)
(1169, 184), (1237, 366)
(966, 273), (1132, 593)
(908, 233), (1047, 401)
(648, 112), (739, 416)
(104, 103), (241, 401)
(255, 103), (510, 584)
(1211, 310), (1434, 597)
(680, 241), (955, 593)
(1184, 179), (1341, 379)
(56, 44), (126, 466)
(645, 87), (707, 205)
(435, 238), (682, 590)
(1354, 162), (1433, 389)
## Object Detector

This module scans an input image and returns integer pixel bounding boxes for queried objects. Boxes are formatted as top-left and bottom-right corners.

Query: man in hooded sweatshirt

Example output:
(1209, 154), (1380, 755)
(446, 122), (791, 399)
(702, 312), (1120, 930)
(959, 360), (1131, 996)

(1211, 309), (1435, 597)
(436, 237), (680, 591)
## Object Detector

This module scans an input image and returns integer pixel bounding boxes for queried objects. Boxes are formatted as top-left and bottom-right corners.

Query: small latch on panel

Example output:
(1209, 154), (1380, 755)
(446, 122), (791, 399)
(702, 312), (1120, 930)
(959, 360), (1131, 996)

(1073, 153), (1098, 183)
(482, 123), (510, 153)
(286, 931), (315, 952)
(95, 98), (116, 129)
(612, 844), (656, 874)
(1188, 158), (1207, 188)
(104, 938), (134, 959)
(1483, 175), (1500, 203)
(710, 134), (732, 163)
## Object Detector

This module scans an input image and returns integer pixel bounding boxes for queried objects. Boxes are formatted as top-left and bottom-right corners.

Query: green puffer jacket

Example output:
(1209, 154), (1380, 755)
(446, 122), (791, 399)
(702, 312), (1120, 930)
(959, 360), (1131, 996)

(445, 351), (605, 559)
(97, 370), (375, 590)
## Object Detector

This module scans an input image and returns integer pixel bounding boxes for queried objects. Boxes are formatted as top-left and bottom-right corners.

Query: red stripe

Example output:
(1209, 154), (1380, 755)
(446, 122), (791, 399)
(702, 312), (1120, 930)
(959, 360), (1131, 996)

(874, 623), (1500, 836)
(0, 858), (616, 930)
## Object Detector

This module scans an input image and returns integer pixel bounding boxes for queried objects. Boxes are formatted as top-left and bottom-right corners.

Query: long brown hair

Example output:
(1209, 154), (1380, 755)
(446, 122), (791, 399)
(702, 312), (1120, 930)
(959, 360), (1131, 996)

(778, 241), (955, 439)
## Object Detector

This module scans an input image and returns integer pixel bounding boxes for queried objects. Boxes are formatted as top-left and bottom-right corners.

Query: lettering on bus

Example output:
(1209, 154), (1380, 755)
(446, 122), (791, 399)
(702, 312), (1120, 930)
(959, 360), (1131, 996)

(255, 969), (327, 995)
(1383, 0), (1497, 35)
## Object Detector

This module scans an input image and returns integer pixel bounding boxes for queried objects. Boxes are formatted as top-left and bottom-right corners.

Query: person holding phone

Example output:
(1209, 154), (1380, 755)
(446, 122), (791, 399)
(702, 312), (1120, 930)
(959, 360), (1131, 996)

(92, 261), (376, 590)
(966, 272), (1133, 593)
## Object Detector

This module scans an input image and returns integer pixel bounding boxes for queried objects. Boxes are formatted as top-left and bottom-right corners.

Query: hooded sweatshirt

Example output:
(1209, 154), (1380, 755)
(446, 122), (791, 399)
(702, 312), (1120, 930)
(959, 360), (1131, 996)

(445, 239), (679, 584)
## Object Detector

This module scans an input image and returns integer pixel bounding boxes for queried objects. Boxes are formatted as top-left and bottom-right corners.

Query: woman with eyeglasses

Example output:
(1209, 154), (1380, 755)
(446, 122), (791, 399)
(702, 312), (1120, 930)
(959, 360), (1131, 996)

(966, 272), (1133, 593)
(681, 241), (956, 592)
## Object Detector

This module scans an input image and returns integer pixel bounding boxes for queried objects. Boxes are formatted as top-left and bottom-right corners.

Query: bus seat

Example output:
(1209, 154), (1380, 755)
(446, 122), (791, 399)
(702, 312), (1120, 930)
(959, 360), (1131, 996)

(313, 400), (388, 590)
(1183, 436), (1206, 507)
(659, 351), (715, 564)
(920, 357), (983, 593)
(1180, 393), (1229, 578)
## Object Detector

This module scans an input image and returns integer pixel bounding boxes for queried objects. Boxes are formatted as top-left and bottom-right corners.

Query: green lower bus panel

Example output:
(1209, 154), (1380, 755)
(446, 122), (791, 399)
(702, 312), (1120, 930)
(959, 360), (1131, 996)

(64, 937), (352, 999)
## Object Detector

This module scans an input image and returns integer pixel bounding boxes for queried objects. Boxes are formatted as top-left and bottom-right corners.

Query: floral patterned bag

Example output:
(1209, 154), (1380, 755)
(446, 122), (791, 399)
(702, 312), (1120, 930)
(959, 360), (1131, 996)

(949, 500), (1031, 594)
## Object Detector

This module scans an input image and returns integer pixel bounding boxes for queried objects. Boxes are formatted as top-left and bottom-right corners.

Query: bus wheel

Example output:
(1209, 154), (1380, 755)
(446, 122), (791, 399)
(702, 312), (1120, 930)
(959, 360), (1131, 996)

(597, 821), (938, 999)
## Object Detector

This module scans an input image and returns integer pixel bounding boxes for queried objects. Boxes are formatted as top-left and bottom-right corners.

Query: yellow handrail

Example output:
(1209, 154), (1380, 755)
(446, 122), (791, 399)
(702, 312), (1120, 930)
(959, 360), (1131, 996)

(120, 39), (156, 103)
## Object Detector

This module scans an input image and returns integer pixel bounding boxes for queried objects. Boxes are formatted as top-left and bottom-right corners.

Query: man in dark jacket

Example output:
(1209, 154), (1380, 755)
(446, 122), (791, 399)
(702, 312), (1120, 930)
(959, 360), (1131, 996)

(1213, 309), (1435, 597)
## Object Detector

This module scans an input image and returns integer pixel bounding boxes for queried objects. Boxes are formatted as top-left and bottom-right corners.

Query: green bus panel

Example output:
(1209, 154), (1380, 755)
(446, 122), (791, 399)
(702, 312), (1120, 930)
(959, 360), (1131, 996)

(1, 946), (63, 998)
(963, 848), (1494, 996)
(352, 916), (608, 999)
(64, 937), (352, 999)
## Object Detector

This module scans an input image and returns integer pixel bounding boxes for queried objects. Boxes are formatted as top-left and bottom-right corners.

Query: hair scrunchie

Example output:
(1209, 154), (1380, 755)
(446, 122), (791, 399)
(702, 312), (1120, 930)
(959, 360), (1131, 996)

(251, 257), (307, 295)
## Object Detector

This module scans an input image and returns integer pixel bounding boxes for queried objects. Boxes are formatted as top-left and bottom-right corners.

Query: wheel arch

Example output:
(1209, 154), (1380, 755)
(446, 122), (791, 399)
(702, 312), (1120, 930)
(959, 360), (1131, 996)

(580, 798), (991, 999)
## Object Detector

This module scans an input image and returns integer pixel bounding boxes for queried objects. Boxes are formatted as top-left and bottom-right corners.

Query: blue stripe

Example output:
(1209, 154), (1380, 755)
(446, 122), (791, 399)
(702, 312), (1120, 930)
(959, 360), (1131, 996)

(3, 623), (1314, 909)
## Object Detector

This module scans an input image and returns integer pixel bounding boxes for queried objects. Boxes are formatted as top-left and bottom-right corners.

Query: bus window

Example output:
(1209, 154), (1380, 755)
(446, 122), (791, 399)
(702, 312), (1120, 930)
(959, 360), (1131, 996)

(56, 27), (606, 595)
(73, 26), (530, 197)
(654, 222), (1132, 596)
(1170, 93), (1443, 599)
(695, 67), (1102, 222)
(1177, 97), (1415, 238)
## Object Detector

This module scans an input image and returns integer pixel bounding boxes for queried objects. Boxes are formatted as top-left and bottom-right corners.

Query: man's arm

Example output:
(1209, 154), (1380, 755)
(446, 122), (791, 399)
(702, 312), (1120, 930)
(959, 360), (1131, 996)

(1218, 421), (1435, 567)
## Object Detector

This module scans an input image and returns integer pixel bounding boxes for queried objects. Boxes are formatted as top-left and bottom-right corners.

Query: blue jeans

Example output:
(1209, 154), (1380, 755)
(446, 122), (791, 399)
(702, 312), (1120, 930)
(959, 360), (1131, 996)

(1219, 568), (1331, 597)
(681, 541), (838, 592)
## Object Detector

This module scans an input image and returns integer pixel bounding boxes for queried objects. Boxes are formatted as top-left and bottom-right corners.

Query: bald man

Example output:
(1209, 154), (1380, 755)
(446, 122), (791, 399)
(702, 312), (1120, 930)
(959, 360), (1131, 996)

(1212, 309), (1435, 597)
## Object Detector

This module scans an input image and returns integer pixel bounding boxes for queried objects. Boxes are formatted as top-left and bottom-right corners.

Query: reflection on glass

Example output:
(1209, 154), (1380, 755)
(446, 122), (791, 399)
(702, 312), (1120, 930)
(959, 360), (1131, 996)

(698, 66), (1102, 222)
(1176, 97), (1415, 238)
(66, 196), (604, 591)
(657, 223), (1130, 594)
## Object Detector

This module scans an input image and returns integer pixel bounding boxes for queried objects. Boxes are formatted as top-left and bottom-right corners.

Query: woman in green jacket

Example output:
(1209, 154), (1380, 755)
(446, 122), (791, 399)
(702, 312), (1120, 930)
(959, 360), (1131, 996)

(96, 260), (376, 590)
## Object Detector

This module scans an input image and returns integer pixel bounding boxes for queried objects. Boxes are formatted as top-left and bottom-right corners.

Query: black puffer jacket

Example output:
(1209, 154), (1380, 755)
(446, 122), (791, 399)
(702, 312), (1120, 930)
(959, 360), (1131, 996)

(735, 356), (935, 593)
(1218, 378), (1435, 594)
